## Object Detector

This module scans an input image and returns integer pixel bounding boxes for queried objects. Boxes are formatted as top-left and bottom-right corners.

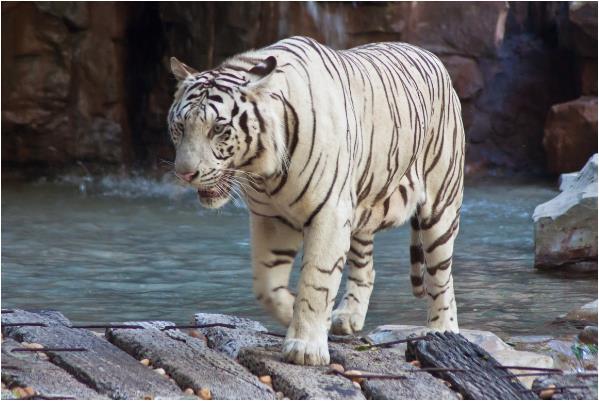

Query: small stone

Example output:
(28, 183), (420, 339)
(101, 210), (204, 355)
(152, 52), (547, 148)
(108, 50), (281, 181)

(275, 391), (284, 399)
(24, 342), (44, 350)
(329, 363), (344, 373)
(154, 367), (166, 375)
(140, 358), (151, 366)
(539, 384), (556, 399)
(38, 353), (49, 361)
(259, 375), (272, 387)
(12, 387), (27, 398)
(344, 369), (364, 383)
(409, 359), (421, 368)
(183, 388), (194, 395)
(196, 388), (212, 400)
(442, 380), (452, 388)
(142, 395), (154, 400)
(456, 392), (464, 400)
(189, 330), (206, 340)
(352, 381), (362, 389)
(23, 387), (35, 396)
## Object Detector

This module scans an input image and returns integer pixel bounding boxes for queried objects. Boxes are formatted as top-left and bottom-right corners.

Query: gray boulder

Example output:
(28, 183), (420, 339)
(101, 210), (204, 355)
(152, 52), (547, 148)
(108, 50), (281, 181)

(533, 154), (598, 272)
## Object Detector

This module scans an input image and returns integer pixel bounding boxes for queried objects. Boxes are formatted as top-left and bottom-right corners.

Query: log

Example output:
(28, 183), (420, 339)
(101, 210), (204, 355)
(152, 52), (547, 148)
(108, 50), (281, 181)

(329, 341), (459, 399)
(194, 313), (281, 358)
(238, 346), (365, 400)
(106, 321), (275, 400)
(532, 373), (598, 400)
(406, 331), (538, 400)
(1, 310), (184, 399)
(1, 338), (102, 399)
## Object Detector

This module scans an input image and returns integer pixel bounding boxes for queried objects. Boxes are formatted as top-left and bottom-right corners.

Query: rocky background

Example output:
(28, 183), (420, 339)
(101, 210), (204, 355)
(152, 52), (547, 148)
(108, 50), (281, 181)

(2, 1), (597, 177)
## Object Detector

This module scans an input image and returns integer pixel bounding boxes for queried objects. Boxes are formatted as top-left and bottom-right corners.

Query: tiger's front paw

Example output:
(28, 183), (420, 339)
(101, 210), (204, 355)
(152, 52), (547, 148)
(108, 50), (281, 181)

(282, 328), (329, 365)
(331, 309), (366, 335)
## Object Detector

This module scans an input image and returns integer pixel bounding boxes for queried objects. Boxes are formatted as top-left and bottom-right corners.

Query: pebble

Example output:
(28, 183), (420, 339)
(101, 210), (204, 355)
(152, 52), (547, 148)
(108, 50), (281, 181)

(23, 387), (35, 397)
(352, 381), (362, 389)
(189, 330), (206, 340)
(409, 360), (421, 368)
(456, 392), (464, 400)
(259, 375), (272, 387)
(275, 391), (284, 399)
(196, 387), (212, 400)
(23, 342), (44, 350)
(344, 370), (364, 383)
(154, 367), (166, 375)
(539, 384), (556, 400)
(140, 358), (151, 366)
(329, 363), (344, 373)
(183, 388), (194, 395)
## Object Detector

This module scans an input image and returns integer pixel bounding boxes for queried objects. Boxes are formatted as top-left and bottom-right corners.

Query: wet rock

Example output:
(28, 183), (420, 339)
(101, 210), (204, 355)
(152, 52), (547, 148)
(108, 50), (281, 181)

(532, 373), (598, 400)
(368, 325), (553, 388)
(533, 155), (598, 272)
(565, 300), (598, 324)
(508, 333), (598, 372)
(543, 98), (598, 174)
(578, 326), (598, 345)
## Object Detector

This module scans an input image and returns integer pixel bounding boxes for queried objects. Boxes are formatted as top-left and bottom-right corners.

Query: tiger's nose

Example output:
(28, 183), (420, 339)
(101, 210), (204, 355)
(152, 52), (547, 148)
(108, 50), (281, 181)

(176, 170), (199, 183)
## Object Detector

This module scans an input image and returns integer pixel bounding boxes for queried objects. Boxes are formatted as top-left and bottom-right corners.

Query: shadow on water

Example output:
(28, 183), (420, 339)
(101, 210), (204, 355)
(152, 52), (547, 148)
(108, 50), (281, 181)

(1, 174), (596, 337)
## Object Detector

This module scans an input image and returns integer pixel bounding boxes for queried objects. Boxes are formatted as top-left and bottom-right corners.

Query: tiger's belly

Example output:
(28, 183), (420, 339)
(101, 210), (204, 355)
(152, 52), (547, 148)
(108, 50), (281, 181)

(351, 173), (423, 236)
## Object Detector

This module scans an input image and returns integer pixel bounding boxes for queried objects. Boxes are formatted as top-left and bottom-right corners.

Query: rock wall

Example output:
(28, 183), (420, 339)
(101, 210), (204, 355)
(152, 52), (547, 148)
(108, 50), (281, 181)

(1, 2), (596, 175)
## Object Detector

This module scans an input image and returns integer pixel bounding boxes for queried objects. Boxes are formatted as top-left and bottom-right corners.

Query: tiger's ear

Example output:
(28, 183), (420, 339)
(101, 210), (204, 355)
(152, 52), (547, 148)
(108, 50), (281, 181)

(170, 57), (198, 81)
(246, 56), (277, 88)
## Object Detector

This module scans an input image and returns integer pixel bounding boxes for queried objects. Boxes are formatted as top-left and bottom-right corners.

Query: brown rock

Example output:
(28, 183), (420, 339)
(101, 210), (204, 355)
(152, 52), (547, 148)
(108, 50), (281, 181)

(442, 56), (484, 100)
(403, 2), (509, 57)
(543, 96), (598, 174)
(581, 59), (597, 96)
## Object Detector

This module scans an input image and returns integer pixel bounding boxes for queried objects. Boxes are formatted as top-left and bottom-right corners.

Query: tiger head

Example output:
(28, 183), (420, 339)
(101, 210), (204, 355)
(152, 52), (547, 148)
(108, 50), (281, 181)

(167, 56), (285, 208)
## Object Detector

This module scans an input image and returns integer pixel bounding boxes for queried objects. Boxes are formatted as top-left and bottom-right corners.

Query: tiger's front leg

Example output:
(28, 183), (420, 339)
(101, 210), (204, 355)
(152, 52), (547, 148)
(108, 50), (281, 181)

(283, 208), (351, 365)
(251, 214), (302, 326)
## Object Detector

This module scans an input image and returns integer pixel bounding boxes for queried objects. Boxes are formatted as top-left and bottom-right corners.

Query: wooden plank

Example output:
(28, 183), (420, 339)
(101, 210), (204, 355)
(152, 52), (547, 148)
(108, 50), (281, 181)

(531, 373), (598, 400)
(406, 331), (538, 400)
(238, 346), (365, 400)
(328, 342), (459, 399)
(1, 310), (184, 399)
(106, 321), (275, 400)
(1, 338), (102, 399)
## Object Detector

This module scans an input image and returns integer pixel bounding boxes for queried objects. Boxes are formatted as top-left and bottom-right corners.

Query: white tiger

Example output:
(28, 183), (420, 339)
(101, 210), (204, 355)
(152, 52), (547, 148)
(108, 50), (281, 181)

(168, 36), (465, 365)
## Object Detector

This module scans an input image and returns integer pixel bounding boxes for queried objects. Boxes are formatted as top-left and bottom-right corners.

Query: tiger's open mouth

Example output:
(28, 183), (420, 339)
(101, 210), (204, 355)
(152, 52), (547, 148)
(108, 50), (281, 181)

(196, 171), (233, 207)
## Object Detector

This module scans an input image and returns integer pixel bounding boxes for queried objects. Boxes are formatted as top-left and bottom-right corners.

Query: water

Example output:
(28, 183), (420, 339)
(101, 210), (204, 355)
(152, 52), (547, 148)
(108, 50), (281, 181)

(2, 174), (596, 337)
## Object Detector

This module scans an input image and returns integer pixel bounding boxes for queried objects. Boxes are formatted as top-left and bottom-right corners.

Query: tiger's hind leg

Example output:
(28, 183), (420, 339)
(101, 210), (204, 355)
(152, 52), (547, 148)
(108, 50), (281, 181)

(331, 234), (375, 335)
(416, 205), (460, 332)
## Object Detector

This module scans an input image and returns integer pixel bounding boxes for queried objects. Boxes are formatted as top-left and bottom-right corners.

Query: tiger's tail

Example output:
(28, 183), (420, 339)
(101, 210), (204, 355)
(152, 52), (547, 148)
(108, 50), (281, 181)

(409, 215), (427, 298)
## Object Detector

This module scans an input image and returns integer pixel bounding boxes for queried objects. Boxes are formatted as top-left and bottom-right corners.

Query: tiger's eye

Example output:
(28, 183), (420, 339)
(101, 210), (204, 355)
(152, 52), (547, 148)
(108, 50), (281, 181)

(212, 124), (225, 135)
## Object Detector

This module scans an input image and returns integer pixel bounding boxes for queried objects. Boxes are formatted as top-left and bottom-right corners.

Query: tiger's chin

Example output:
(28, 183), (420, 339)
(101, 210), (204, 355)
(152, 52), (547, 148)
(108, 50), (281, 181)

(197, 188), (231, 209)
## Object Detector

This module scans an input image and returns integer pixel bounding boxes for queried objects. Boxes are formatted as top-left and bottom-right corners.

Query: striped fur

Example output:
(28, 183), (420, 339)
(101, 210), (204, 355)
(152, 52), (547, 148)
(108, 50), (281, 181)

(168, 36), (465, 365)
